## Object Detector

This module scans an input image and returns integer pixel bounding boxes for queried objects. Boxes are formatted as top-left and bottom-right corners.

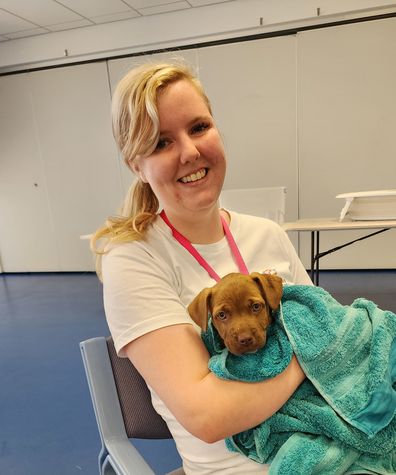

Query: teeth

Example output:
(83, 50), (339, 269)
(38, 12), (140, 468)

(180, 169), (206, 183)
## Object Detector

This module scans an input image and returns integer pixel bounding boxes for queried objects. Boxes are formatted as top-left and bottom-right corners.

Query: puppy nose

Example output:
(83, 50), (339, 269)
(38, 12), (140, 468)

(237, 334), (254, 346)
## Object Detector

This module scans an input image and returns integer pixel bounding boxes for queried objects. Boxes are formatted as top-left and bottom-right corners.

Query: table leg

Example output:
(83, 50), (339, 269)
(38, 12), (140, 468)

(306, 227), (390, 286)
(310, 231), (320, 286)
(315, 231), (320, 286)
(310, 231), (315, 283)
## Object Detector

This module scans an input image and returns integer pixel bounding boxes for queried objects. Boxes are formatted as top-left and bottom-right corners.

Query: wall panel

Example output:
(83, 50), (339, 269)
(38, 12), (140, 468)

(297, 17), (396, 268)
(198, 36), (299, 225)
(0, 63), (121, 271)
(0, 74), (59, 271)
(28, 62), (122, 271)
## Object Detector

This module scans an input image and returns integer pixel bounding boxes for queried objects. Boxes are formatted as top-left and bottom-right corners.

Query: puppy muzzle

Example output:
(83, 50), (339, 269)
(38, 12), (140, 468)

(226, 330), (267, 356)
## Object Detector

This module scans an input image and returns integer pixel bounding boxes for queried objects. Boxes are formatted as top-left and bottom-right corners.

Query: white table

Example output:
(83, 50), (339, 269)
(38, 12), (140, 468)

(282, 218), (396, 285)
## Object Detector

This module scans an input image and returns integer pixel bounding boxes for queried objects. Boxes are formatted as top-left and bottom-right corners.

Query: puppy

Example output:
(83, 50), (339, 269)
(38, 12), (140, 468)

(188, 272), (283, 356)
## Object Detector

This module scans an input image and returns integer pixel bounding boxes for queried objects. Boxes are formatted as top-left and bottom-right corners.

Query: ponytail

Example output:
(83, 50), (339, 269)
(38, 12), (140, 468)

(90, 179), (159, 278)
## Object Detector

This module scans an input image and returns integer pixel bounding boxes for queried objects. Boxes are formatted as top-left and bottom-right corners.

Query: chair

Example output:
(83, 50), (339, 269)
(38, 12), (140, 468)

(80, 336), (184, 475)
(219, 186), (286, 224)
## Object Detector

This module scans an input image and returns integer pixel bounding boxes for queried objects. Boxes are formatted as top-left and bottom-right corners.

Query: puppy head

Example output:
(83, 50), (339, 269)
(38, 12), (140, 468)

(188, 272), (283, 355)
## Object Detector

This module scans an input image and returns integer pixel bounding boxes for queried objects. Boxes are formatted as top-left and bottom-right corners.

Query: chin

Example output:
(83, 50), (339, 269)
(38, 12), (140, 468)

(184, 190), (220, 209)
(191, 199), (221, 214)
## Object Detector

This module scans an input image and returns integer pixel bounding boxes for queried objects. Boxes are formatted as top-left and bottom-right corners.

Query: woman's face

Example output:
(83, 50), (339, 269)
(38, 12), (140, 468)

(131, 79), (226, 222)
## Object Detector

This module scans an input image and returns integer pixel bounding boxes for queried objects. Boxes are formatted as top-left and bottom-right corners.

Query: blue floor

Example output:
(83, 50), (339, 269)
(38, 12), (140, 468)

(0, 270), (395, 474)
(0, 272), (181, 475)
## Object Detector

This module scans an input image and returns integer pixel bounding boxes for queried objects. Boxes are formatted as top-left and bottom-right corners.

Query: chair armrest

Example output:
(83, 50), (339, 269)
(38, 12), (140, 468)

(106, 437), (155, 475)
(80, 338), (156, 475)
(80, 338), (127, 442)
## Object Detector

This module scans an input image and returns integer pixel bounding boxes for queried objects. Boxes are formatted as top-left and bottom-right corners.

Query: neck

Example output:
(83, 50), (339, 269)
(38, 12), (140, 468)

(163, 208), (228, 244)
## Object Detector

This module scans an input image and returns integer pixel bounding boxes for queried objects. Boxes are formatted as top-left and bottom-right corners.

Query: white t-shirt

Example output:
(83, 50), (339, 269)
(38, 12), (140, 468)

(102, 211), (312, 474)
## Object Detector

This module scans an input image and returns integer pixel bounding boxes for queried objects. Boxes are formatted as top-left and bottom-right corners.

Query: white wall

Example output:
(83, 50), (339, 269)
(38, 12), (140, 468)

(0, 62), (123, 271)
(0, 11), (395, 272)
(0, 73), (59, 271)
(198, 37), (298, 221)
(297, 18), (396, 268)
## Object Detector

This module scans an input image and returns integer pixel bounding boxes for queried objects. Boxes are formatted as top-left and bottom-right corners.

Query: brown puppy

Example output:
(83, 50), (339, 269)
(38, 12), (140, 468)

(188, 272), (283, 356)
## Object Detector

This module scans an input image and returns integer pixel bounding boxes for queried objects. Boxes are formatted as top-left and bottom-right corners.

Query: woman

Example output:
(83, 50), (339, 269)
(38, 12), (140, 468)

(92, 62), (312, 474)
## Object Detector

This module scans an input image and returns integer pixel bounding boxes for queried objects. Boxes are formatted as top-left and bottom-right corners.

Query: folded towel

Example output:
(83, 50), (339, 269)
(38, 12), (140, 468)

(280, 285), (396, 436)
(202, 285), (396, 475)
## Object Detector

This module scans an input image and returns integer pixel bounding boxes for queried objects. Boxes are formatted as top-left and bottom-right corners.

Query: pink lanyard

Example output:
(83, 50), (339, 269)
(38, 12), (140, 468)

(160, 210), (249, 282)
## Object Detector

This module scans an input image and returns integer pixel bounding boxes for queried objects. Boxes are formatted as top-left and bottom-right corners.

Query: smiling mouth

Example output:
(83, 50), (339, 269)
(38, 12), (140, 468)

(179, 168), (207, 183)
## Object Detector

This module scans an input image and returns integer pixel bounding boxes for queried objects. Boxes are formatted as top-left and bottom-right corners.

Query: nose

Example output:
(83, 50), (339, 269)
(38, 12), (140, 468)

(237, 333), (254, 347)
(179, 135), (200, 164)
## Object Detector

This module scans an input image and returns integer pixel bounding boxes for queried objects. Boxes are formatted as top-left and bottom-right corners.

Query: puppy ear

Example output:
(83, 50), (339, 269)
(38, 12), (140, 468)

(251, 273), (283, 310)
(187, 288), (212, 332)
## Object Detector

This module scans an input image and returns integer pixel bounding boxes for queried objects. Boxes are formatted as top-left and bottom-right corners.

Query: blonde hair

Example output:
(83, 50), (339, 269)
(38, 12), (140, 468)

(91, 61), (212, 275)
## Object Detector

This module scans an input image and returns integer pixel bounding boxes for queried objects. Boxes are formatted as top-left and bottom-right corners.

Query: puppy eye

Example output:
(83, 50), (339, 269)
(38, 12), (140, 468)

(216, 311), (227, 320)
(251, 303), (262, 313)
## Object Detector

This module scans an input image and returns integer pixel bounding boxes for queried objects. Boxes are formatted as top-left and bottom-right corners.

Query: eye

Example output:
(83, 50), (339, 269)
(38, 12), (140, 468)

(251, 303), (263, 313)
(191, 121), (210, 135)
(155, 137), (170, 151)
(215, 311), (227, 321)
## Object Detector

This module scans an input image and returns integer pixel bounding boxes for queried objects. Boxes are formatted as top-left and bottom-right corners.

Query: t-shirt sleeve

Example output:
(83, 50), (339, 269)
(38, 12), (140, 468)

(276, 225), (313, 285)
(102, 242), (193, 357)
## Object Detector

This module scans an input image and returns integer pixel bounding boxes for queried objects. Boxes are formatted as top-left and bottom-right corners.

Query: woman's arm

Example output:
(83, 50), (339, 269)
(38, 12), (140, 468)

(125, 323), (305, 444)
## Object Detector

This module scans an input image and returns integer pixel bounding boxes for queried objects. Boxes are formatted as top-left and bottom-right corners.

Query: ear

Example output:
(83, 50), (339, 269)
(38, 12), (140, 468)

(187, 288), (212, 332)
(251, 273), (283, 310)
(129, 157), (148, 183)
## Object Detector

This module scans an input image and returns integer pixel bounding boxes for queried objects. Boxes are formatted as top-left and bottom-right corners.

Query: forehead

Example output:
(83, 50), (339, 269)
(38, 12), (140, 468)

(213, 276), (263, 302)
(157, 79), (210, 125)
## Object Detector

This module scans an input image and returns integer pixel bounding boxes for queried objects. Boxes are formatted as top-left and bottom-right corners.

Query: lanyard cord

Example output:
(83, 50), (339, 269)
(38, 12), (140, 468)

(159, 210), (249, 282)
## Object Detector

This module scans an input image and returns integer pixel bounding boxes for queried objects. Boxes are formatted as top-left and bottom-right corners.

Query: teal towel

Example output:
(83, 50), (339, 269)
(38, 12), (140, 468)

(202, 285), (396, 475)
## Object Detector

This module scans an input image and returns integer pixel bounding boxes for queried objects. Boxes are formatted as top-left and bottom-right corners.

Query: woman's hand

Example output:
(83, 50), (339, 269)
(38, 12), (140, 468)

(125, 323), (305, 443)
